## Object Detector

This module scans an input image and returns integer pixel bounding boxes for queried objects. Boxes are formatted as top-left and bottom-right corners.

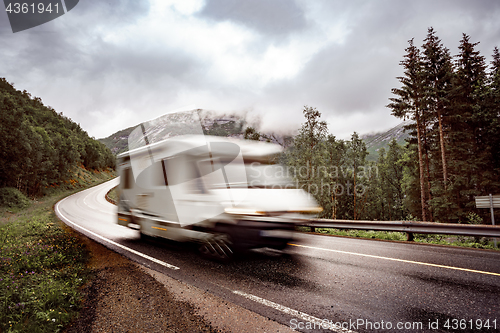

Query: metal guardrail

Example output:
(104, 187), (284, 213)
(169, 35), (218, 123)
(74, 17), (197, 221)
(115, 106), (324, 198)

(302, 219), (500, 240)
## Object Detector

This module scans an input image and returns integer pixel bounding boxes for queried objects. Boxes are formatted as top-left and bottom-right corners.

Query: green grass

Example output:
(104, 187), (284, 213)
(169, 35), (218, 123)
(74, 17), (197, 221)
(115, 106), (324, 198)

(301, 227), (499, 250)
(306, 227), (407, 241)
(0, 212), (88, 332)
(412, 233), (498, 249)
(0, 168), (116, 332)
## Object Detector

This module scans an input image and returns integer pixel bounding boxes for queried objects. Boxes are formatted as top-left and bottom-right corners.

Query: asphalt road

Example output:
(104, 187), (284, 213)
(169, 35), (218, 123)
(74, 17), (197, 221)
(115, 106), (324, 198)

(55, 179), (500, 333)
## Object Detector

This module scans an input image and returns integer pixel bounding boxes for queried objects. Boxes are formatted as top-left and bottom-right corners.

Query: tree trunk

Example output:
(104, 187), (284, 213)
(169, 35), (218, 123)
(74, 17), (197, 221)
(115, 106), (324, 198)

(422, 123), (433, 222)
(415, 111), (428, 221)
(437, 109), (448, 190)
(332, 193), (336, 219)
(353, 165), (357, 220)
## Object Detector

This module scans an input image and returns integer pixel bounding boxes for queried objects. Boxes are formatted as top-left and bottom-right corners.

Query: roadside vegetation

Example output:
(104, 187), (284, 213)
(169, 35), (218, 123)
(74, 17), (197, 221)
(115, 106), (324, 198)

(282, 29), (500, 249)
(297, 227), (499, 250)
(0, 168), (115, 333)
(274, 28), (500, 227)
(0, 78), (118, 331)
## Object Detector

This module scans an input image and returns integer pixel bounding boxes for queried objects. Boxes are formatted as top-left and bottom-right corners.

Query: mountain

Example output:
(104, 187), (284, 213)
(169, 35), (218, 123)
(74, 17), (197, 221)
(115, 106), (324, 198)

(99, 109), (410, 159)
(362, 121), (411, 161)
(98, 109), (292, 155)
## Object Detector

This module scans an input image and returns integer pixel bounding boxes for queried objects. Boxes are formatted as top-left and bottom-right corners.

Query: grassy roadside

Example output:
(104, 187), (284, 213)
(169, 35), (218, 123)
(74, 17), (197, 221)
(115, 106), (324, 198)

(0, 168), (116, 333)
(299, 227), (499, 250)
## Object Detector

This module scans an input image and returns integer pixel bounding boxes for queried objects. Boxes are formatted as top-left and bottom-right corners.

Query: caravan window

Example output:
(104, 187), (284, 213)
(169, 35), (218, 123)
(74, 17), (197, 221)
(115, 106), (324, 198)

(161, 156), (205, 192)
(133, 161), (167, 188)
(122, 168), (133, 189)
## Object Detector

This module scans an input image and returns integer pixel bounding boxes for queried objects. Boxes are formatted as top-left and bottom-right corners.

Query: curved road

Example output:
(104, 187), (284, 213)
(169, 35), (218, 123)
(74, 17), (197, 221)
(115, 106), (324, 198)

(55, 179), (500, 333)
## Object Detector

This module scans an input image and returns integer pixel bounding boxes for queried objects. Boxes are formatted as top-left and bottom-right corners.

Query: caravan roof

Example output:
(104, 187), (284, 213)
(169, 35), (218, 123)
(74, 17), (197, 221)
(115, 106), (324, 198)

(117, 135), (283, 163)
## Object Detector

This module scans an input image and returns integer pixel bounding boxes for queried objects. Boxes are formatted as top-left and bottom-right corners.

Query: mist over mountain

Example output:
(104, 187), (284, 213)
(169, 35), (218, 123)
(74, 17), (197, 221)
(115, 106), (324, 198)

(99, 108), (409, 159)
(98, 109), (294, 155)
(362, 121), (411, 161)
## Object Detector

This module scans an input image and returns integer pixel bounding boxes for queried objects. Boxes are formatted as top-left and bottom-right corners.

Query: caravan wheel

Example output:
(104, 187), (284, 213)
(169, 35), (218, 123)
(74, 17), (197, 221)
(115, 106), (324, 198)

(139, 222), (153, 242)
(140, 231), (153, 242)
(199, 233), (234, 262)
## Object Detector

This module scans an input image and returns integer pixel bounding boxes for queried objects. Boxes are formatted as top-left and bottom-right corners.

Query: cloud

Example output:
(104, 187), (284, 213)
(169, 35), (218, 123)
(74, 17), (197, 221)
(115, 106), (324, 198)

(254, 0), (500, 137)
(197, 0), (307, 38)
(1, 0), (499, 140)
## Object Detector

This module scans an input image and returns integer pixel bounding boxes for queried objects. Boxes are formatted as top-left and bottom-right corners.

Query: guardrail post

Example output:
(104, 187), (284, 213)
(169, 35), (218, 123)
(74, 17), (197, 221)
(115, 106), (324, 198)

(406, 232), (414, 241)
(490, 194), (497, 248)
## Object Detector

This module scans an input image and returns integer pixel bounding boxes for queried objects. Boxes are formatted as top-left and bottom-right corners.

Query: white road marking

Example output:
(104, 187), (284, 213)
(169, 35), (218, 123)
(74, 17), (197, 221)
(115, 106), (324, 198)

(55, 194), (180, 271)
(289, 243), (500, 277)
(83, 188), (115, 216)
(233, 290), (356, 333)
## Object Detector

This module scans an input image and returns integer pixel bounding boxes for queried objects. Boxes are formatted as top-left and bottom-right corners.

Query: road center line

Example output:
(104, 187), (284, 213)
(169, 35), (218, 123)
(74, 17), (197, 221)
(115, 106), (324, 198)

(55, 196), (180, 270)
(233, 290), (356, 333)
(289, 243), (500, 277)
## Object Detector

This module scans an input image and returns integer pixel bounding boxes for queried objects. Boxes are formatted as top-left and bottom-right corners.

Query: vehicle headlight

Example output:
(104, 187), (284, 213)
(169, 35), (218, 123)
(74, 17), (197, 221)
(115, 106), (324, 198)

(288, 207), (323, 214)
(224, 206), (323, 215)
(224, 208), (265, 216)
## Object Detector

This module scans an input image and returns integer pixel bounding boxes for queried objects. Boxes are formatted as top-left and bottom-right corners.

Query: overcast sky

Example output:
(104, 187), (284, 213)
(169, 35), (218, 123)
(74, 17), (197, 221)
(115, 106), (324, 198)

(1, 0), (499, 139)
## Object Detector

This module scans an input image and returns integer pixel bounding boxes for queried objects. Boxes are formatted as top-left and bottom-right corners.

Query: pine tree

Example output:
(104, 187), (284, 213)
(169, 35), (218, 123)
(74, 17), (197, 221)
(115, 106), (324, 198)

(447, 34), (488, 220)
(387, 39), (429, 220)
(476, 47), (500, 199)
(422, 27), (454, 192)
(485, 47), (500, 173)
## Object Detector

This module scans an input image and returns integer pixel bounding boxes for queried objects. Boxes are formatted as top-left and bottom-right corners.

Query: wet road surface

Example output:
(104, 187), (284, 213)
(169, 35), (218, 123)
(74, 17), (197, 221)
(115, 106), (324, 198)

(55, 179), (500, 333)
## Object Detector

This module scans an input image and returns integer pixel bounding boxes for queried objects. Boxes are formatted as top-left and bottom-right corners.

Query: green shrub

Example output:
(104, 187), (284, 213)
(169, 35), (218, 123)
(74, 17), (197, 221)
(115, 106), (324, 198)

(0, 188), (31, 209)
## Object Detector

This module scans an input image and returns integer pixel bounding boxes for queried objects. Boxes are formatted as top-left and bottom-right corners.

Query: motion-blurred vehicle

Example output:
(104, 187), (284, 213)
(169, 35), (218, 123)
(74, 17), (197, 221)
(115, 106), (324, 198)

(116, 135), (321, 260)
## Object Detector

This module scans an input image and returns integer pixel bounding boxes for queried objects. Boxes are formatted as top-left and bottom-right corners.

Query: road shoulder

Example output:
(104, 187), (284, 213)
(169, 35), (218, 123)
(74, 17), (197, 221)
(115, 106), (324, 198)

(64, 232), (294, 333)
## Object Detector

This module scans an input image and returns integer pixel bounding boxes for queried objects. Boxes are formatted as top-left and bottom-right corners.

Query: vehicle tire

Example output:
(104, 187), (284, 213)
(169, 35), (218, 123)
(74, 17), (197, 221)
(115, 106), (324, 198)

(199, 233), (234, 262)
(139, 223), (153, 242)
(140, 231), (152, 241)
(272, 241), (289, 251)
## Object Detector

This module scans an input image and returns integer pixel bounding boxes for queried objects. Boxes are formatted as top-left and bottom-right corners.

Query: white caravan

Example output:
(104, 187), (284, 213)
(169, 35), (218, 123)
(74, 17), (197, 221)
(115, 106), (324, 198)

(116, 135), (321, 260)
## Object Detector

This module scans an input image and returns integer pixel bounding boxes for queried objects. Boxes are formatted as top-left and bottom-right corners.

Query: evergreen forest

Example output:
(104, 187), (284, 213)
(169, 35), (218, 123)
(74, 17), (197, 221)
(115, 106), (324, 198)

(284, 28), (500, 224)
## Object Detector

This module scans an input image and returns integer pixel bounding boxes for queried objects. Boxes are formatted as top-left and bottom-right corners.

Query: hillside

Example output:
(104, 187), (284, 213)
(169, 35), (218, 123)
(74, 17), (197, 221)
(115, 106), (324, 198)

(362, 121), (411, 161)
(0, 78), (115, 197)
(99, 109), (292, 155)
